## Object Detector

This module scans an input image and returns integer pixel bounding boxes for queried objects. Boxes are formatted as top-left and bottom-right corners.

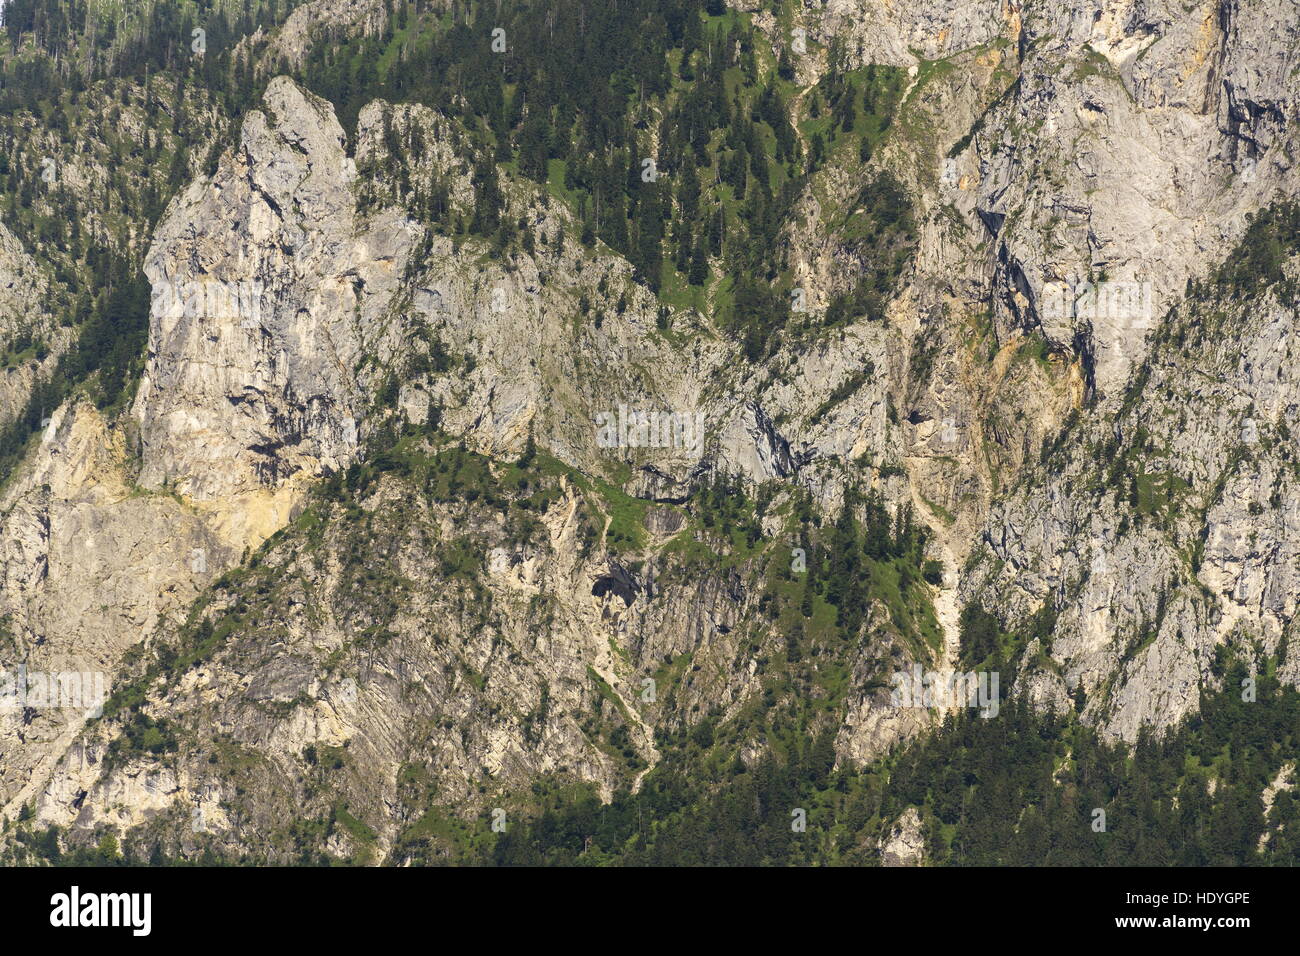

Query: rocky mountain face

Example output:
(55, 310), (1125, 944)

(0, 218), (60, 427)
(0, 0), (1297, 865)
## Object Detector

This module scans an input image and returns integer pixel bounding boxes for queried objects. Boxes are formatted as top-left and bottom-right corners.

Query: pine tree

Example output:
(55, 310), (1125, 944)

(689, 236), (709, 285)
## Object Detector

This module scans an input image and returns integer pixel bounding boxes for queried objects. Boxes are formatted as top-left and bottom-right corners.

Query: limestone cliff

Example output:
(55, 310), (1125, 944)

(0, 0), (1296, 864)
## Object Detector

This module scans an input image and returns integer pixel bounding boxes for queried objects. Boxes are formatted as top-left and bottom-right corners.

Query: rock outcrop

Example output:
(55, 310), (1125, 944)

(0, 0), (1298, 862)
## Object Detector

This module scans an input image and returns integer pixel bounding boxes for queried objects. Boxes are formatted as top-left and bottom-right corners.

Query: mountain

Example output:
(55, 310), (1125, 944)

(0, 0), (1296, 866)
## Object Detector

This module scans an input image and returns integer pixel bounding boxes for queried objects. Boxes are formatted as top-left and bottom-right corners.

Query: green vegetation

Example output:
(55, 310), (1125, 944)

(295, 0), (914, 360)
(483, 647), (1300, 866)
(1201, 201), (1300, 307)
(0, 1), (302, 482)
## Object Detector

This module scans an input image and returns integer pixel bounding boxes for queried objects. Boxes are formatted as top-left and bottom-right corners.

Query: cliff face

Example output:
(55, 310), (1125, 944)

(900, 0), (1300, 742)
(134, 77), (413, 540)
(0, 399), (222, 822)
(0, 0), (1297, 862)
(965, 238), (1300, 742)
(5, 69), (938, 855)
(969, 0), (1299, 399)
(0, 218), (60, 428)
